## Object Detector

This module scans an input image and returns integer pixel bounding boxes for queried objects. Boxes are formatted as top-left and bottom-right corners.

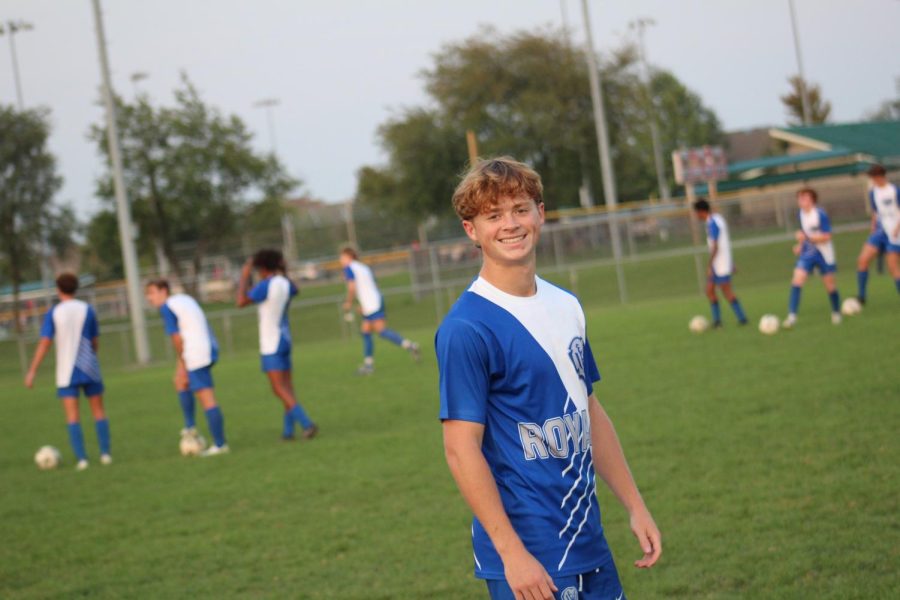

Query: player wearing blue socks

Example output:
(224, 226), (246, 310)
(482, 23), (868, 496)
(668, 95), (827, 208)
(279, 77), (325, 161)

(339, 247), (420, 375)
(437, 158), (660, 600)
(145, 279), (229, 456)
(692, 198), (748, 328)
(783, 188), (842, 328)
(856, 164), (900, 303)
(24, 273), (111, 470)
(237, 249), (318, 441)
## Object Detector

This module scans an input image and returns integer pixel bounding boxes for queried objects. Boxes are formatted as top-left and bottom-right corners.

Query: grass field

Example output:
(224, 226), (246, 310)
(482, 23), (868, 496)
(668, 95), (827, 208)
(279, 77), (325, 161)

(1, 231), (898, 599)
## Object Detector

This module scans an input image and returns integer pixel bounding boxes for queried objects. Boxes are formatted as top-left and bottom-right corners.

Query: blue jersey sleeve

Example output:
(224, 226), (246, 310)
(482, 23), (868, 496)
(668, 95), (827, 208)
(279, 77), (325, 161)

(343, 266), (355, 281)
(289, 280), (298, 297)
(159, 304), (179, 336)
(436, 319), (490, 424)
(84, 306), (100, 339)
(707, 218), (720, 241)
(39, 308), (55, 339)
(583, 338), (601, 396)
(248, 279), (269, 304)
(869, 190), (877, 212)
(818, 209), (832, 233)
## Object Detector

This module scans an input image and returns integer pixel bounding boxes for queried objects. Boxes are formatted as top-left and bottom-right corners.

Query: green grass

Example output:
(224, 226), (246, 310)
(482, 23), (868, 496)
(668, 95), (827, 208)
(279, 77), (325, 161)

(1, 231), (898, 598)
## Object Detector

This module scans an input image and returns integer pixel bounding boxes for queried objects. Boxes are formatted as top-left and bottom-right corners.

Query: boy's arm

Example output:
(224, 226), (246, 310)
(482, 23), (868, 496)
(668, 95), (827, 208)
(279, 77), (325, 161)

(236, 259), (254, 308)
(443, 419), (558, 599)
(343, 280), (357, 311)
(588, 394), (662, 568)
(24, 338), (53, 388)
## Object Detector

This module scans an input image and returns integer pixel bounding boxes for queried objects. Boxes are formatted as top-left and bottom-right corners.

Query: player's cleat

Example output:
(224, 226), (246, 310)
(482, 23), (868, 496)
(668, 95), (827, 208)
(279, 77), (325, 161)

(856, 296), (866, 306)
(782, 314), (797, 329)
(201, 444), (230, 457)
(738, 319), (748, 326)
(302, 424), (319, 440)
(356, 364), (374, 376)
(281, 433), (296, 441)
(76, 459), (89, 471)
(712, 321), (723, 329)
(408, 342), (421, 362)
(831, 312), (842, 325)
(100, 454), (113, 466)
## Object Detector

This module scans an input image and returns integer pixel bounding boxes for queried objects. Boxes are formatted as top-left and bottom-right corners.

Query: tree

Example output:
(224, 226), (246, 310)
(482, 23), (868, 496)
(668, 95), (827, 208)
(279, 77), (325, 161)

(0, 105), (64, 333)
(356, 27), (723, 222)
(89, 74), (298, 292)
(866, 77), (900, 121)
(781, 75), (831, 125)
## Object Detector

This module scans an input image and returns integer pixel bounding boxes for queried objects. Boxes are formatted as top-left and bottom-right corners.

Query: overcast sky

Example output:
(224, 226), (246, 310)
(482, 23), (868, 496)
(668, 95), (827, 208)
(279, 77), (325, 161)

(2, 0), (898, 218)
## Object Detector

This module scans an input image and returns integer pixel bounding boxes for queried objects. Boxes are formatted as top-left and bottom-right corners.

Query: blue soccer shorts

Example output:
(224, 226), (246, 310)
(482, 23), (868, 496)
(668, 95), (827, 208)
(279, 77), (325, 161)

(187, 365), (215, 392)
(261, 351), (292, 372)
(486, 563), (625, 600)
(57, 381), (104, 398)
(796, 253), (837, 275)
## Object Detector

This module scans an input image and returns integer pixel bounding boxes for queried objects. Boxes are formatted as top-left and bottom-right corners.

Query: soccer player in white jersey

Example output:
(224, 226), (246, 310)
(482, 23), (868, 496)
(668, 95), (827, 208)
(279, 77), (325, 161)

(24, 273), (111, 470)
(692, 198), (748, 328)
(856, 164), (900, 302)
(437, 157), (661, 600)
(340, 247), (420, 375)
(236, 249), (317, 441)
(145, 279), (228, 456)
(783, 188), (842, 328)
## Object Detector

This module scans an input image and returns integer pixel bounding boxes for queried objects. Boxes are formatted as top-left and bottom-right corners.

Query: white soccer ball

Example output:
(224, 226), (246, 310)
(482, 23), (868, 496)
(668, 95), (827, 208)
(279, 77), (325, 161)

(689, 315), (710, 334)
(841, 297), (862, 316)
(34, 445), (61, 470)
(758, 314), (780, 335)
(179, 434), (207, 457)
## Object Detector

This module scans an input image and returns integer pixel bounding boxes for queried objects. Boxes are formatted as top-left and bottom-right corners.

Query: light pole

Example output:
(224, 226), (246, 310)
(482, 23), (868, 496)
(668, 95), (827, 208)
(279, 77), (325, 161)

(91, 0), (151, 364)
(630, 17), (670, 201)
(787, 0), (812, 125)
(0, 19), (32, 109)
(579, 0), (627, 303)
(253, 97), (280, 152)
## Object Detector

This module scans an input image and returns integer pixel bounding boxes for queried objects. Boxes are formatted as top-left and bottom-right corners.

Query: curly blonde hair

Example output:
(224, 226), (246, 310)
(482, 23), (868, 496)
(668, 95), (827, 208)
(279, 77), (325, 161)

(451, 157), (543, 221)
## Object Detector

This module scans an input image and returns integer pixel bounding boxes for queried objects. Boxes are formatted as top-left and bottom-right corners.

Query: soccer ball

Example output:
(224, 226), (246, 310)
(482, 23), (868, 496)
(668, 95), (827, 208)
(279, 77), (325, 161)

(179, 433), (207, 457)
(758, 314), (780, 335)
(34, 446), (61, 470)
(688, 315), (709, 334)
(841, 297), (862, 316)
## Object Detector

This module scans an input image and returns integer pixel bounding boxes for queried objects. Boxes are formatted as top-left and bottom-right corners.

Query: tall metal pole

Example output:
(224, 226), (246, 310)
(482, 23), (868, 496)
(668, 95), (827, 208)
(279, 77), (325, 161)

(2, 21), (30, 109)
(787, 0), (811, 125)
(254, 98), (280, 153)
(91, 0), (151, 364)
(631, 17), (670, 201)
(580, 0), (627, 303)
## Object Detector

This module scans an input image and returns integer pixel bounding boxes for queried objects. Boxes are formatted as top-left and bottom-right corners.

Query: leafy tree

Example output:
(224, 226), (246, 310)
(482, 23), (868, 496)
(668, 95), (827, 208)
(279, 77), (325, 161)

(356, 27), (723, 222)
(0, 105), (65, 332)
(781, 75), (831, 125)
(90, 74), (298, 292)
(866, 77), (900, 121)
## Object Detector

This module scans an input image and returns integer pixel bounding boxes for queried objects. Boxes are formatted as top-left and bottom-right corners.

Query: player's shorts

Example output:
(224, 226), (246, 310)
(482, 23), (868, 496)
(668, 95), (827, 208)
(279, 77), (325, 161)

(887, 242), (900, 254)
(57, 381), (104, 398)
(866, 229), (888, 251)
(796, 253), (836, 275)
(187, 365), (215, 392)
(486, 562), (625, 600)
(709, 273), (732, 285)
(261, 351), (291, 372)
(362, 303), (387, 322)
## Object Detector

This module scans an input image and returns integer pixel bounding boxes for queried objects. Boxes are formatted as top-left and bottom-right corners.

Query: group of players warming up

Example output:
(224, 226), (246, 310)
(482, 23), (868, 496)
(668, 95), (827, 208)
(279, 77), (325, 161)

(693, 163), (898, 329)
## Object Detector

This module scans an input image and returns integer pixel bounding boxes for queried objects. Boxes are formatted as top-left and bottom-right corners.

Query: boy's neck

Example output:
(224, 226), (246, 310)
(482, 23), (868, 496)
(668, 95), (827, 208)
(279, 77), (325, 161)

(479, 259), (537, 297)
(57, 293), (74, 302)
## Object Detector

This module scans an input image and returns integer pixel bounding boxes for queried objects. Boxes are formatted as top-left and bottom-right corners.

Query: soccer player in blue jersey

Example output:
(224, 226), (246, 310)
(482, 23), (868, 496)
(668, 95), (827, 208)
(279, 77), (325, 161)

(856, 164), (900, 303)
(692, 199), (748, 327)
(340, 247), (420, 375)
(783, 188), (842, 328)
(24, 273), (111, 470)
(236, 249), (318, 441)
(437, 157), (661, 600)
(145, 279), (229, 456)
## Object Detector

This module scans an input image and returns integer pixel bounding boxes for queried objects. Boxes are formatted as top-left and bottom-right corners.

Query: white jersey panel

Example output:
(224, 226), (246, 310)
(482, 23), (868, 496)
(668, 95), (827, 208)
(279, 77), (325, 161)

(707, 214), (733, 277)
(872, 184), (900, 244)
(52, 300), (88, 387)
(166, 294), (214, 371)
(258, 275), (291, 354)
(800, 208), (836, 264)
(349, 260), (383, 316)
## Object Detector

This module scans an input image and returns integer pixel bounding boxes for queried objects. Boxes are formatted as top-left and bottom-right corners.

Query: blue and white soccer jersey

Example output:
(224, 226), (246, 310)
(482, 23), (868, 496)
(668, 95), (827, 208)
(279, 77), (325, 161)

(797, 207), (837, 274)
(867, 220), (889, 251)
(870, 183), (900, 252)
(248, 274), (297, 372)
(40, 300), (104, 398)
(706, 213), (733, 284)
(160, 294), (219, 391)
(343, 260), (385, 320)
(436, 276), (617, 585)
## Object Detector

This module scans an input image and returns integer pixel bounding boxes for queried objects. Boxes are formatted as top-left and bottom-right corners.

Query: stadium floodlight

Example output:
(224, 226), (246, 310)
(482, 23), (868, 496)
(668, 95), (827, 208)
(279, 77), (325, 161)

(253, 97), (280, 152)
(787, 0), (812, 125)
(0, 19), (34, 109)
(91, 0), (151, 364)
(629, 17), (670, 202)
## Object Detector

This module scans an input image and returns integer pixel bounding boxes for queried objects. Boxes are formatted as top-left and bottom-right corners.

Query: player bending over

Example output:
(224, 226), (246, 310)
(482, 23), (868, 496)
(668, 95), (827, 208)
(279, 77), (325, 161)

(856, 164), (900, 303)
(145, 279), (229, 456)
(692, 198), (748, 327)
(237, 249), (318, 441)
(340, 247), (420, 375)
(437, 157), (661, 600)
(24, 273), (111, 470)
(783, 188), (841, 328)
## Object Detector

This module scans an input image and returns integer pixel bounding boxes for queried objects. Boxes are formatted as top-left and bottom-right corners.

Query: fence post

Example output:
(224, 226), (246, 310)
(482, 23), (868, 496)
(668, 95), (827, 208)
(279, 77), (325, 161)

(17, 334), (28, 377)
(119, 328), (131, 367)
(552, 227), (564, 271)
(429, 245), (444, 323)
(222, 313), (234, 355)
(568, 267), (579, 296)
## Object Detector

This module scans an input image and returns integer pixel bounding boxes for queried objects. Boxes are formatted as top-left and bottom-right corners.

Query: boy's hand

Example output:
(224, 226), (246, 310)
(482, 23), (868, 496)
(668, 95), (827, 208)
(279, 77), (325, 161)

(794, 230), (806, 243)
(630, 506), (662, 568)
(240, 258), (253, 277)
(503, 547), (558, 599)
(24, 370), (36, 389)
